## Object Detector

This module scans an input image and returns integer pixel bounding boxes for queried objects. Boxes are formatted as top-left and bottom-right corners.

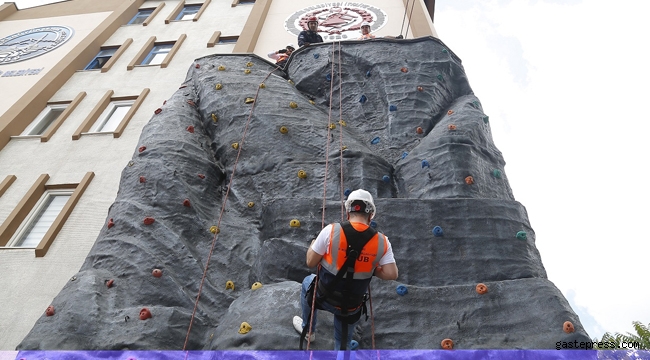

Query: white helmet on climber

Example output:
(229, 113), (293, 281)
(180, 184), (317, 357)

(361, 22), (371, 28)
(345, 189), (376, 216)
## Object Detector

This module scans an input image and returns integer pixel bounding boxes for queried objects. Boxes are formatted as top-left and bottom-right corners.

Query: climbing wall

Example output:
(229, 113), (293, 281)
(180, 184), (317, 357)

(18, 37), (590, 350)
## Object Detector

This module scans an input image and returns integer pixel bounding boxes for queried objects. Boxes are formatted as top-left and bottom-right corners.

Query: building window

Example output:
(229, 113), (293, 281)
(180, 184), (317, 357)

(239, 0), (255, 4)
(128, 9), (154, 25)
(21, 104), (67, 136)
(218, 36), (239, 44)
(8, 190), (72, 248)
(89, 100), (134, 133)
(175, 4), (202, 21)
(84, 47), (118, 70)
(141, 44), (174, 66)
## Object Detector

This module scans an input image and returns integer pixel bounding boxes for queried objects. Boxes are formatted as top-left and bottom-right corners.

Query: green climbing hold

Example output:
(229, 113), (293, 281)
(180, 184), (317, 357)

(492, 169), (502, 178)
(483, 116), (489, 124)
(516, 231), (527, 240)
(437, 74), (443, 81)
(442, 49), (448, 53)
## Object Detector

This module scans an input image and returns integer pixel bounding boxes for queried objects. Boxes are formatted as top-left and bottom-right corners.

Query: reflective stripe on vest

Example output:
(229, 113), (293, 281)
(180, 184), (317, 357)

(321, 223), (387, 280)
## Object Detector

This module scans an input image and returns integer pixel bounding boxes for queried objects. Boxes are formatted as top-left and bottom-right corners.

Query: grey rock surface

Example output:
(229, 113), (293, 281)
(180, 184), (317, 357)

(18, 37), (590, 350)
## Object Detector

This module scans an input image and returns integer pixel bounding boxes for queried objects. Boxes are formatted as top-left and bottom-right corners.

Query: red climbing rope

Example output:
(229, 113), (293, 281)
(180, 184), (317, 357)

(183, 64), (282, 351)
(338, 41), (345, 221)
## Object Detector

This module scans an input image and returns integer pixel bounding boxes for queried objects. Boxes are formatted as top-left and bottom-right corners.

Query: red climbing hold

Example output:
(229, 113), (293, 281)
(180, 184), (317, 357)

(441, 338), (453, 350)
(183, 199), (191, 207)
(476, 283), (488, 295)
(139, 176), (146, 183)
(139, 146), (146, 153)
(107, 218), (114, 229)
(106, 279), (114, 288)
(187, 100), (196, 107)
(163, 100), (167, 105)
(417, 86), (424, 92)
(143, 217), (155, 225)
(401, 67), (408, 73)
(45, 306), (55, 317)
(198, 174), (205, 179)
(152, 269), (162, 278)
(465, 176), (474, 185)
(195, 63), (200, 69)
(139, 308), (152, 320)
(563, 321), (575, 334)
(187, 125), (195, 133)
(154, 108), (162, 115)
(179, 85), (187, 89)
(416, 127), (423, 134)
(448, 124), (457, 131)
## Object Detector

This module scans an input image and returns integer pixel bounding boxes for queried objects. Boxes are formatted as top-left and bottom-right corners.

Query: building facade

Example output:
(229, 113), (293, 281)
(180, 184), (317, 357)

(0, 0), (436, 349)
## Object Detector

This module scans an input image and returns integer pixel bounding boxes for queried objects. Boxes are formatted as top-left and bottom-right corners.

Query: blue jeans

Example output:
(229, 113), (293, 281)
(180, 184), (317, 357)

(301, 274), (361, 350)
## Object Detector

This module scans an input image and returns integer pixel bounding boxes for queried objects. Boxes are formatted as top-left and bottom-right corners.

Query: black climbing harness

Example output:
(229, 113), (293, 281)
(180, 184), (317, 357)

(300, 222), (377, 350)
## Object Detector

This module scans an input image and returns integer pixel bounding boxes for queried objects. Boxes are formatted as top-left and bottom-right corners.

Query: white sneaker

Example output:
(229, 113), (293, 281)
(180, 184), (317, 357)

(293, 316), (315, 342)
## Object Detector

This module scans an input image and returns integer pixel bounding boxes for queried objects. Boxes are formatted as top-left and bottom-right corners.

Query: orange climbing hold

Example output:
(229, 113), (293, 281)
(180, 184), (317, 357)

(416, 127), (423, 134)
(107, 218), (114, 229)
(448, 124), (457, 131)
(106, 279), (114, 288)
(401, 67), (408, 73)
(183, 199), (191, 207)
(198, 174), (205, 179)
(447, 110), (454, 116)
(465, 176), (474, 185)
(187, 125), (195, 133)
(152, 269), (162, 277)
(139, 308), (152, 320)
(187, 100), (196, 107)
(45, 305), (55, 317)
(417, 86), (423, 92)
(441, 338), (454, 350)
(563, 321), (575, 334)
(476, 283), (488, 295)
(144, 217), (155, 225)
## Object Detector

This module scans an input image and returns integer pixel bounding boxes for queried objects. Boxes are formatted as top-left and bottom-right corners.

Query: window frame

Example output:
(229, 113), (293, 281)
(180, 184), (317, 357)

(84, 47), (119, 71)
(87, 100), (135, 134)
(174, 4), (202, 21)
(19, 104), (68, 137)
(141, 43), (174, 66)
(6, 190), (73, 248)
(127, 8), (154, 25)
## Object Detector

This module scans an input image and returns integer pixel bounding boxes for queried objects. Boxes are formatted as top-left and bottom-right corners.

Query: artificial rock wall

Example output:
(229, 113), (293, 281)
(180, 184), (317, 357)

(18, 37), (591, 350)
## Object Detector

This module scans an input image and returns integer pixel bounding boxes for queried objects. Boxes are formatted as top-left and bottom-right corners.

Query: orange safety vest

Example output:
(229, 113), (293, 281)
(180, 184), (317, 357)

(358, 34), (376, 40)
(320, 222), (387, 280)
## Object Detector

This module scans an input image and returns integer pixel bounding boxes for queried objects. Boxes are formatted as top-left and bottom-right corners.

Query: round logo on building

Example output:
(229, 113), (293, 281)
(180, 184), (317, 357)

(0, 26), (74, 65)
(285, 3), (387, 41)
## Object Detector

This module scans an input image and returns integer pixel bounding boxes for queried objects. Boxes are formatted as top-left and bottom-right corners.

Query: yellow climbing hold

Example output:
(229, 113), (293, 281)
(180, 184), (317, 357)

(225, 280), (235, 290)
(247, 201), (255, 208)
(290, 219), (301, 228)
(289, 101), (298, 109)
(218, 65), (226, 71)
(232, 142), (239, 150)
(245, 97), (255, 104)
(244, 69), (251, 74)
(259, 83), (266, 89)
(309, 100), (315, 105)
(251, 282), (262, 290)
(246, 61), (254, 67)
(339, 120), (347, 127)
(279, 126), (288, 134)
(215, 83), (223, 90)
(297, 170), (307, 179)
(328, 123), (336, 130)
(210, 226), (220, 234)
(288, 79), (294, 85)
(239, 322), (252, 334)
(211, 114), (218, 122)
(342, 145), (348, 151)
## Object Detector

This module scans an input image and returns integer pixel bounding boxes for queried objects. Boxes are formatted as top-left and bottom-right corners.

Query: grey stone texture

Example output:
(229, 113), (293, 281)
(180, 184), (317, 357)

(18, 37), (590, 350)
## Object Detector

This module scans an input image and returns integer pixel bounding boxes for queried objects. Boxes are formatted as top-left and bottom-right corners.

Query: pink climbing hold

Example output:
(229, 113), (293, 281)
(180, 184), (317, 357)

(139, 146), (146, 153)
(183, 199), (191, 207)
(401, 67), (408, 73)
(198, 174), (206, 179)
(139, 176), (146, 183)
(107, 218), (115, 229)
(143, 217), (155, 225)
(45, 305), (55, 317)
(187, 100), (196, 107)
(106, 279), (114, 288)
(187, 125), (195, 133)
(195, 63), (200, 69)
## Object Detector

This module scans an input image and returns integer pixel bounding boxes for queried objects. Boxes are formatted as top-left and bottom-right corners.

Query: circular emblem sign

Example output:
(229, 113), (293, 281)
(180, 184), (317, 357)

(0, 26), (74, 65)
(285, 3), (387, 42)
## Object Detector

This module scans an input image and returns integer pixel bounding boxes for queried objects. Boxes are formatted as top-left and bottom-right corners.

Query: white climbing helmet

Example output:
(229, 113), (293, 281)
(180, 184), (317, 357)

(345, 189), (376, 217)
(361, 22), (371, 28)
(286, 43), (295, 49)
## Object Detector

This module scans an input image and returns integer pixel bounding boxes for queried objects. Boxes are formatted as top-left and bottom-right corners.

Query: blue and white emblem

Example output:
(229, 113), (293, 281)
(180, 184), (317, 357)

(0, 26), (74, 65)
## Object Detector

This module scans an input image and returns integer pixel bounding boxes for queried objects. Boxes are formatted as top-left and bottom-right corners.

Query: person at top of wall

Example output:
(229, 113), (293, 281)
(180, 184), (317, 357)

(357, 22), (375, 40)
(298, 17), (323, 47)
(267, 43), (295, 67)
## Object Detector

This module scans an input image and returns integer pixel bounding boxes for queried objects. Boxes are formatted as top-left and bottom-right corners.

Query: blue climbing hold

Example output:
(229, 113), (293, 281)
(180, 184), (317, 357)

(389, 105), (397, 112)
(371, 137), (380, 145)
(344, 188), (352, 197)
(437, 74), (443, 81)
(382, 175), (390, 183)
(359, 95), (367, 103)
(492, 169), (502, 178)
(350, 340), (359, 350)
(421, 160), (430, 168)
(366, 70), (371, 77)
(516, 231), (527, 240)
(314, 53), (319, 59)
(396, 285), (408, 296)
(326, 73), (331, 81)
(432, 226), (443, 237)
(401, 152), (408, 160)
(370, 220), (377, 228)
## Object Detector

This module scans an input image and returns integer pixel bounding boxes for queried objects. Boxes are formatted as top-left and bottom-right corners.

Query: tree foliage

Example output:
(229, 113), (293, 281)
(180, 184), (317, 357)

(594, 321), (650, 350)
